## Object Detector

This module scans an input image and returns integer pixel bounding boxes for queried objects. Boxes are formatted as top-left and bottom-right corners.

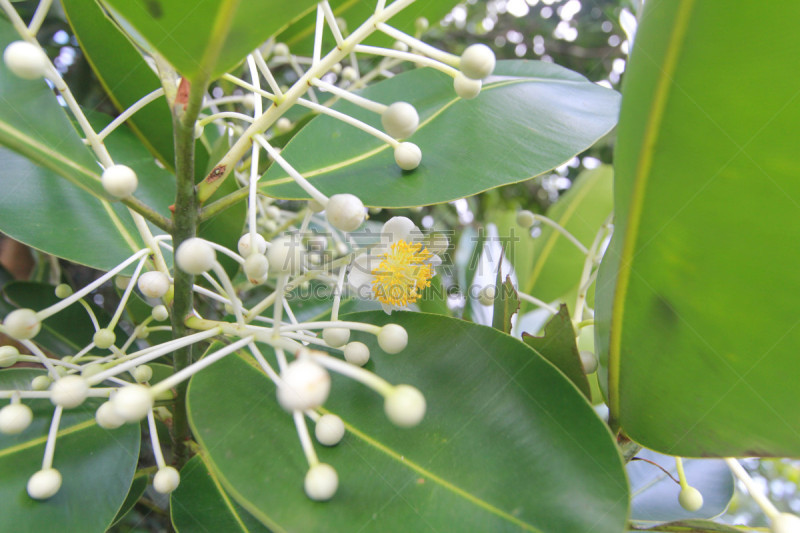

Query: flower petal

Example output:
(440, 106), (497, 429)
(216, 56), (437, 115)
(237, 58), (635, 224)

(347, 255), (376, 296)
(428, 254), (442, 267)
(381, 216), (416, 243)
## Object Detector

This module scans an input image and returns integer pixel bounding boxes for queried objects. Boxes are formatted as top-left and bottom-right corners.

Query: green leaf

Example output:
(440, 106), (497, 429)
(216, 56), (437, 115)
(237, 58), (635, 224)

(416, 274), (450, 316)
(630, 520), (743, 533)
(187, 312), (629, 532)
(260, 61), (620, 207)
(522, 165), (613, 304)
(488, 209), (535, 302)
(276, 0), (455, 57)
(492, 273), (519, 334)
(110, 472), (148, 528)
(0, 368), (141, 533)
(62, 0), (175, 168)
(171, 454), (271, 533)
(628, 449), (733, 525)
(595, 0), (800, 456)
(100, 0), (319, 82)
(522, 304), (591, 400)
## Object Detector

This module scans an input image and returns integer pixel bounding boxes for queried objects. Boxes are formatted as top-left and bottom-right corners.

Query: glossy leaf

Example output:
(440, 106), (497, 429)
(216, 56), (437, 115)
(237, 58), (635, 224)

(595, 0), (800, 456)
(188, 312), (628, 533)
(522, 165), (613, 304)
(171, 454), (271, 533)
(628, 449), (733, 525)
(522, 305), (591, 400)
(629, 520), (742, 533)
(110, 473), (148, 528)
(260, 61), (620, 207)
(62, 0), (175, 167)
(276, 0), (455, 57)
(492, 273), (519, 334)
(0, 368), (140, 533)
(100, 0), (318, 81)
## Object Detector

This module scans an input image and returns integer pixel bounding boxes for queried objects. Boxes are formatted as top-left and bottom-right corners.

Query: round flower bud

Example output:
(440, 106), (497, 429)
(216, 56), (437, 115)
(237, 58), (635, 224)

(341, 66), (358, 82)
(50, 375), (89, 409)
(385, 385), (426, 428)
(304, 463), (338, 501)
(151, 305), (169, 322)
(237, 233), (267, 257)
(326, 194), (366, 232)
(3, 41), (49, 80)
(3, 308), (41, 340)
(244, 254), (269, 284)
(265, 206), (281, 220)
(478, 285), (497, 306)
(137, 271), (170, 299)
(414, 17), (429, 33)
(176, 238), (216, 275)
(516, 209), (536, 228)
(81, 363), (104, 379)
(454, 73), (482, 99)
(0, 345), (20, 367)
(322, 327), (350, 348)
(343, 341), (370, 366)
(315, 414), (345, 446)
(93, 328), (116, 349)
(377, 324), (408, 354)
(153, 466), (181, 494)
(678, 486), (704, 512)
(381, 102), (419, 139)
(0, 403), (33, 434)
(115, 275), (131, 290)
(580, 350), (598, 374)
(308, 199), (325, 213)
(772, 513), (800, 533)
(27, 468), (62, 500)
(132, 365), (153, 383)
(54, 366), (68, 377)
(193, 122), (204, 139)
(95, 401), (125, 429)
(111, 385), (153, 422)
(267, 236), (305, 276)
(273, 42), (290, 57)
(54, 284), (72, 299)
(277, 359), (331, 412)
(275, 117), (292, 133)
(32, 375), (51, 390)
(101, 164), (138, 199)
(394, 142), (422, 171)
(460, 43), (496, 80)
(392, 41), (409, 52)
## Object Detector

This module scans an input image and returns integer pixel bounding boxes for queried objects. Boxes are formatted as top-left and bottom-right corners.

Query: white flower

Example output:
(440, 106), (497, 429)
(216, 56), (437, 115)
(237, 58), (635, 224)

(347, 217), (441, 314)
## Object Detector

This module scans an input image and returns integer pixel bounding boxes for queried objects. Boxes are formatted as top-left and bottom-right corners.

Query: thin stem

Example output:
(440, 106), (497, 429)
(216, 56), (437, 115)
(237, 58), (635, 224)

(247, 342), (281, 385)
(253, 134), (329, 205)
(293, 410), (319, 467)
(309, 351), (393, 395)
(376, 23), (459, 66)
(210, 262), (244, 325)
(246, 55), (263, 248)
(147, 410), (167, 469)
(531, 214), (590, 254)
(321, 1), (344, 45)
(296, 97), (398, 146)
(674, 456), (689, 489)
(353, 44), (459, 77)
(313, 4), (324, 67)
(27, 0), (52, 36)
(331, 266), (347, 321)
(252, 52), (282, 97)
(517, 292), (560, 315)
(725, 458), (780, 520)
(311, 77), (387, 114)
(97, 88), (166, 141)
(108, 255), (147, 330)
(42, 406), (63, 470)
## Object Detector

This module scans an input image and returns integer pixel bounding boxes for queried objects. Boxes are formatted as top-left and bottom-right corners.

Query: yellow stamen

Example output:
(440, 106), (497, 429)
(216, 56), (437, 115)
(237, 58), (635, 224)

(371, 240), (433, 307)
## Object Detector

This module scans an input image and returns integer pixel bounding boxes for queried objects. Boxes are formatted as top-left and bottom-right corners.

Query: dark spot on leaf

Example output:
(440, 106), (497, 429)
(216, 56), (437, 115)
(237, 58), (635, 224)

(206, 165), (226, 183)
(143, 0), (163, 18)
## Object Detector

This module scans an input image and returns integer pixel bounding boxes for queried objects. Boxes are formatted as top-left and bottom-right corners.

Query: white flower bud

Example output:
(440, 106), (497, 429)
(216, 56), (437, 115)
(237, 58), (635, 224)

(394, 142), (422, 171)
(111, 384), (153, 422)
(132, 365), (153, 383)
(341, 66), (358, 82)
(151, 305), (169, 322)
(377, 324), (408, 354)
(381, 102), (419, 139)
(266, 206), (281, 220)
(273, 42), (290, 57)
(0, 403), (33, 434)
(275, 117), (292, 133)
(308, 199), (325, 213)
(95, 401), (125, 429)
(101, 165), (138, 199)
(3, 308), (41, 340)
(50, 375), (89, 409)
(315, 414), (345, 446)
(454, 73), (482, 99)
(678, 486), (704, 512)
(93, 328), (116, 349)
(54, 284), (72, 299)
(343, 341), (370, 366)
(176, 238), (216, 275)
(267, 236), (305, 276)
(153, 466), (181, 494)
(115, 275), (131, 290)
(244, 254), (270, 284)
(27, 468), (62, 500)
(137, 271), (170, 299)
(772, 513), (800, 533)
(237, 233), (267, 257)
(304, 463), (338, 501)
(478, 285), (497, 306)
(516, 209), (536, 228)
(32, 375), (52, 390)
(414, 17), (429, 33)
(384, 385), (426, 427)
(277, 359), (331, 412)
(322, 327), (350, 348)
(3, 41), (49, 80)
(392, 41), (409, 52)
(460, 43), (496, 80)
(580, 350), (598, 374)
(0, 345), (19, 367)
(326, 194), (366, 232)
